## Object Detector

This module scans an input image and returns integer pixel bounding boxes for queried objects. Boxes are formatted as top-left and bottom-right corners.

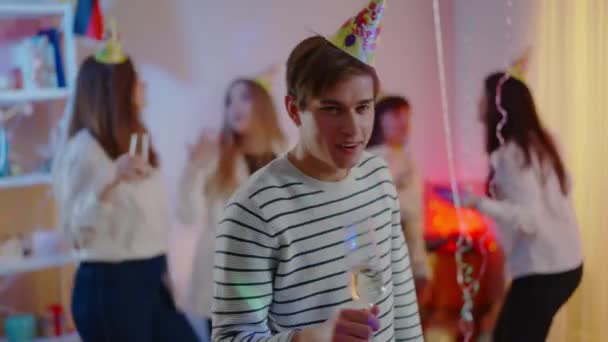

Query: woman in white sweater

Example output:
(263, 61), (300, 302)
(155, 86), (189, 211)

(177, 77), (285, 336)
(467, 72), (583, 341)
(52, 40), (197, 340)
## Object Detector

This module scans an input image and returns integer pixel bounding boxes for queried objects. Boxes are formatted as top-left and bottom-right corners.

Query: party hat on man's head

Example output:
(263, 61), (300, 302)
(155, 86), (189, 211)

(94, 17), (128, 65)
(328, 0), (387, 66)
(508, 47), (532, 83)
(252, 63), (280, 93)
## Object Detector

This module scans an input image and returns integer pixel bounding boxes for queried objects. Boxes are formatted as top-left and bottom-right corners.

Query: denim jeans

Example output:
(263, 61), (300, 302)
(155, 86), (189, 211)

(72, 255), (198, 342)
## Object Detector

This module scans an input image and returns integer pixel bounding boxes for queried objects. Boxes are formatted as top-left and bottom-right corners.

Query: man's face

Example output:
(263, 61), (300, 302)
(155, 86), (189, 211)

(287, 74), (375, 173)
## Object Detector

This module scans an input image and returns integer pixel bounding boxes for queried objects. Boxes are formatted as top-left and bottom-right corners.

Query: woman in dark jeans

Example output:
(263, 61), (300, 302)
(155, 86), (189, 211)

(465, 72), (583, 341)
(52, 28), (197, 341)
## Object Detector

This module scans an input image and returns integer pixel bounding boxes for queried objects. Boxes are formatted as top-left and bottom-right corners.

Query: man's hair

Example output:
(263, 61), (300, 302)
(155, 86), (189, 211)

(286, 36), (380, 109)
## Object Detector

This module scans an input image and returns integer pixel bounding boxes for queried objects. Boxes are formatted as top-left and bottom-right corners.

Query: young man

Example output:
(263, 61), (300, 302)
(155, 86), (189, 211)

(212, 1), (423, 341)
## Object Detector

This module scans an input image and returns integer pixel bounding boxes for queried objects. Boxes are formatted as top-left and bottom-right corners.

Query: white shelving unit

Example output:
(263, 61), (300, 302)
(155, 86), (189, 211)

(0, 2), (77, 84)
(0, 0), (78, 251)
(1, 3), (79, 340)
(0, 173), (52, 189)
(0, 3), (73, 17)
(0, 88), (71, 105)
(0, 254), (77, 277)
(0, 1), (77, 130)
(0, 2), (76, 188)
(0, 1), (73, 182)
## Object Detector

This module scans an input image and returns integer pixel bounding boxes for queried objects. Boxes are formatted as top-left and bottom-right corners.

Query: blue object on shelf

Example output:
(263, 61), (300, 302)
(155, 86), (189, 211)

(38, 28), (66, 88)
(0, 127), (9, 177)
(4, 314), (35, 342)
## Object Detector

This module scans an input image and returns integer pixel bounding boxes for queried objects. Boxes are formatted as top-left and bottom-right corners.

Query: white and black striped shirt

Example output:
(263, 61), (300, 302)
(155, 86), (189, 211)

(212, 153), (423, 342)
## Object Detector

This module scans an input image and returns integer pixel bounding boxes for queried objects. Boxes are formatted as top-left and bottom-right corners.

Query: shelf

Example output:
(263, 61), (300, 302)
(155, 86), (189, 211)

(0, 332), (80, 342)
(0, 3), (70, 18)
(0, 253), (77, 277)
(0, 173), (52, 189)
(0, 88), (70, 105)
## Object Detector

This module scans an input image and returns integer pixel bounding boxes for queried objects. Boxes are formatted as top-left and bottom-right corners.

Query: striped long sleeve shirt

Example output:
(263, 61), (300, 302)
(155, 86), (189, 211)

(212, 152), (423, 342)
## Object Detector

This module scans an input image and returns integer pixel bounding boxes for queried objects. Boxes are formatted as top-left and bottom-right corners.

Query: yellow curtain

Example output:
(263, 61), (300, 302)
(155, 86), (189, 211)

(531, 0), (608, 340)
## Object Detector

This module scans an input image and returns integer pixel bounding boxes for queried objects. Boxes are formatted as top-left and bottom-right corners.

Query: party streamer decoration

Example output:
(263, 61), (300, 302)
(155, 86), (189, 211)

(432, 1), (485, 340)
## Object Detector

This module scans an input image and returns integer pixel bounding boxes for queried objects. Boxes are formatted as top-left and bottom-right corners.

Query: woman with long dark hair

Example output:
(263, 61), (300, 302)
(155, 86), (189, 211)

(467, 72), (583, 341)
(52, 31), (197, 341)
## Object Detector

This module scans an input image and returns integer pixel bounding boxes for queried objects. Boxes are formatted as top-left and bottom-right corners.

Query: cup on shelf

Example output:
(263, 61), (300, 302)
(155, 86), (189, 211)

(0, 127), (9, 177)
(4, 314), (36, 342)
(0, 235), (25, 264)
(0, 75), (9, 90)
(31, 229), (63, 257)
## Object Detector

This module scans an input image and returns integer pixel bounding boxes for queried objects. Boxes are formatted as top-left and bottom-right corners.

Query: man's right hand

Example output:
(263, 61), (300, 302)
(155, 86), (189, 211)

(292, 306), (380, 342)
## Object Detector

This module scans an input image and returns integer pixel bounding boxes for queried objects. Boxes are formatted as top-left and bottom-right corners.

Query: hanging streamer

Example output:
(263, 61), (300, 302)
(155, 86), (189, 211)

(431, 1), (476, 341)
(431, 1), (496, 341)
(432, 0), (519, 340)
(494, 74), (511, 148)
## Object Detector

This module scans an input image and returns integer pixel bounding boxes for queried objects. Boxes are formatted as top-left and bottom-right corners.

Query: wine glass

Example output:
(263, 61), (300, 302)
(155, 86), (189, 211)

(344, 217), (386, 308)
